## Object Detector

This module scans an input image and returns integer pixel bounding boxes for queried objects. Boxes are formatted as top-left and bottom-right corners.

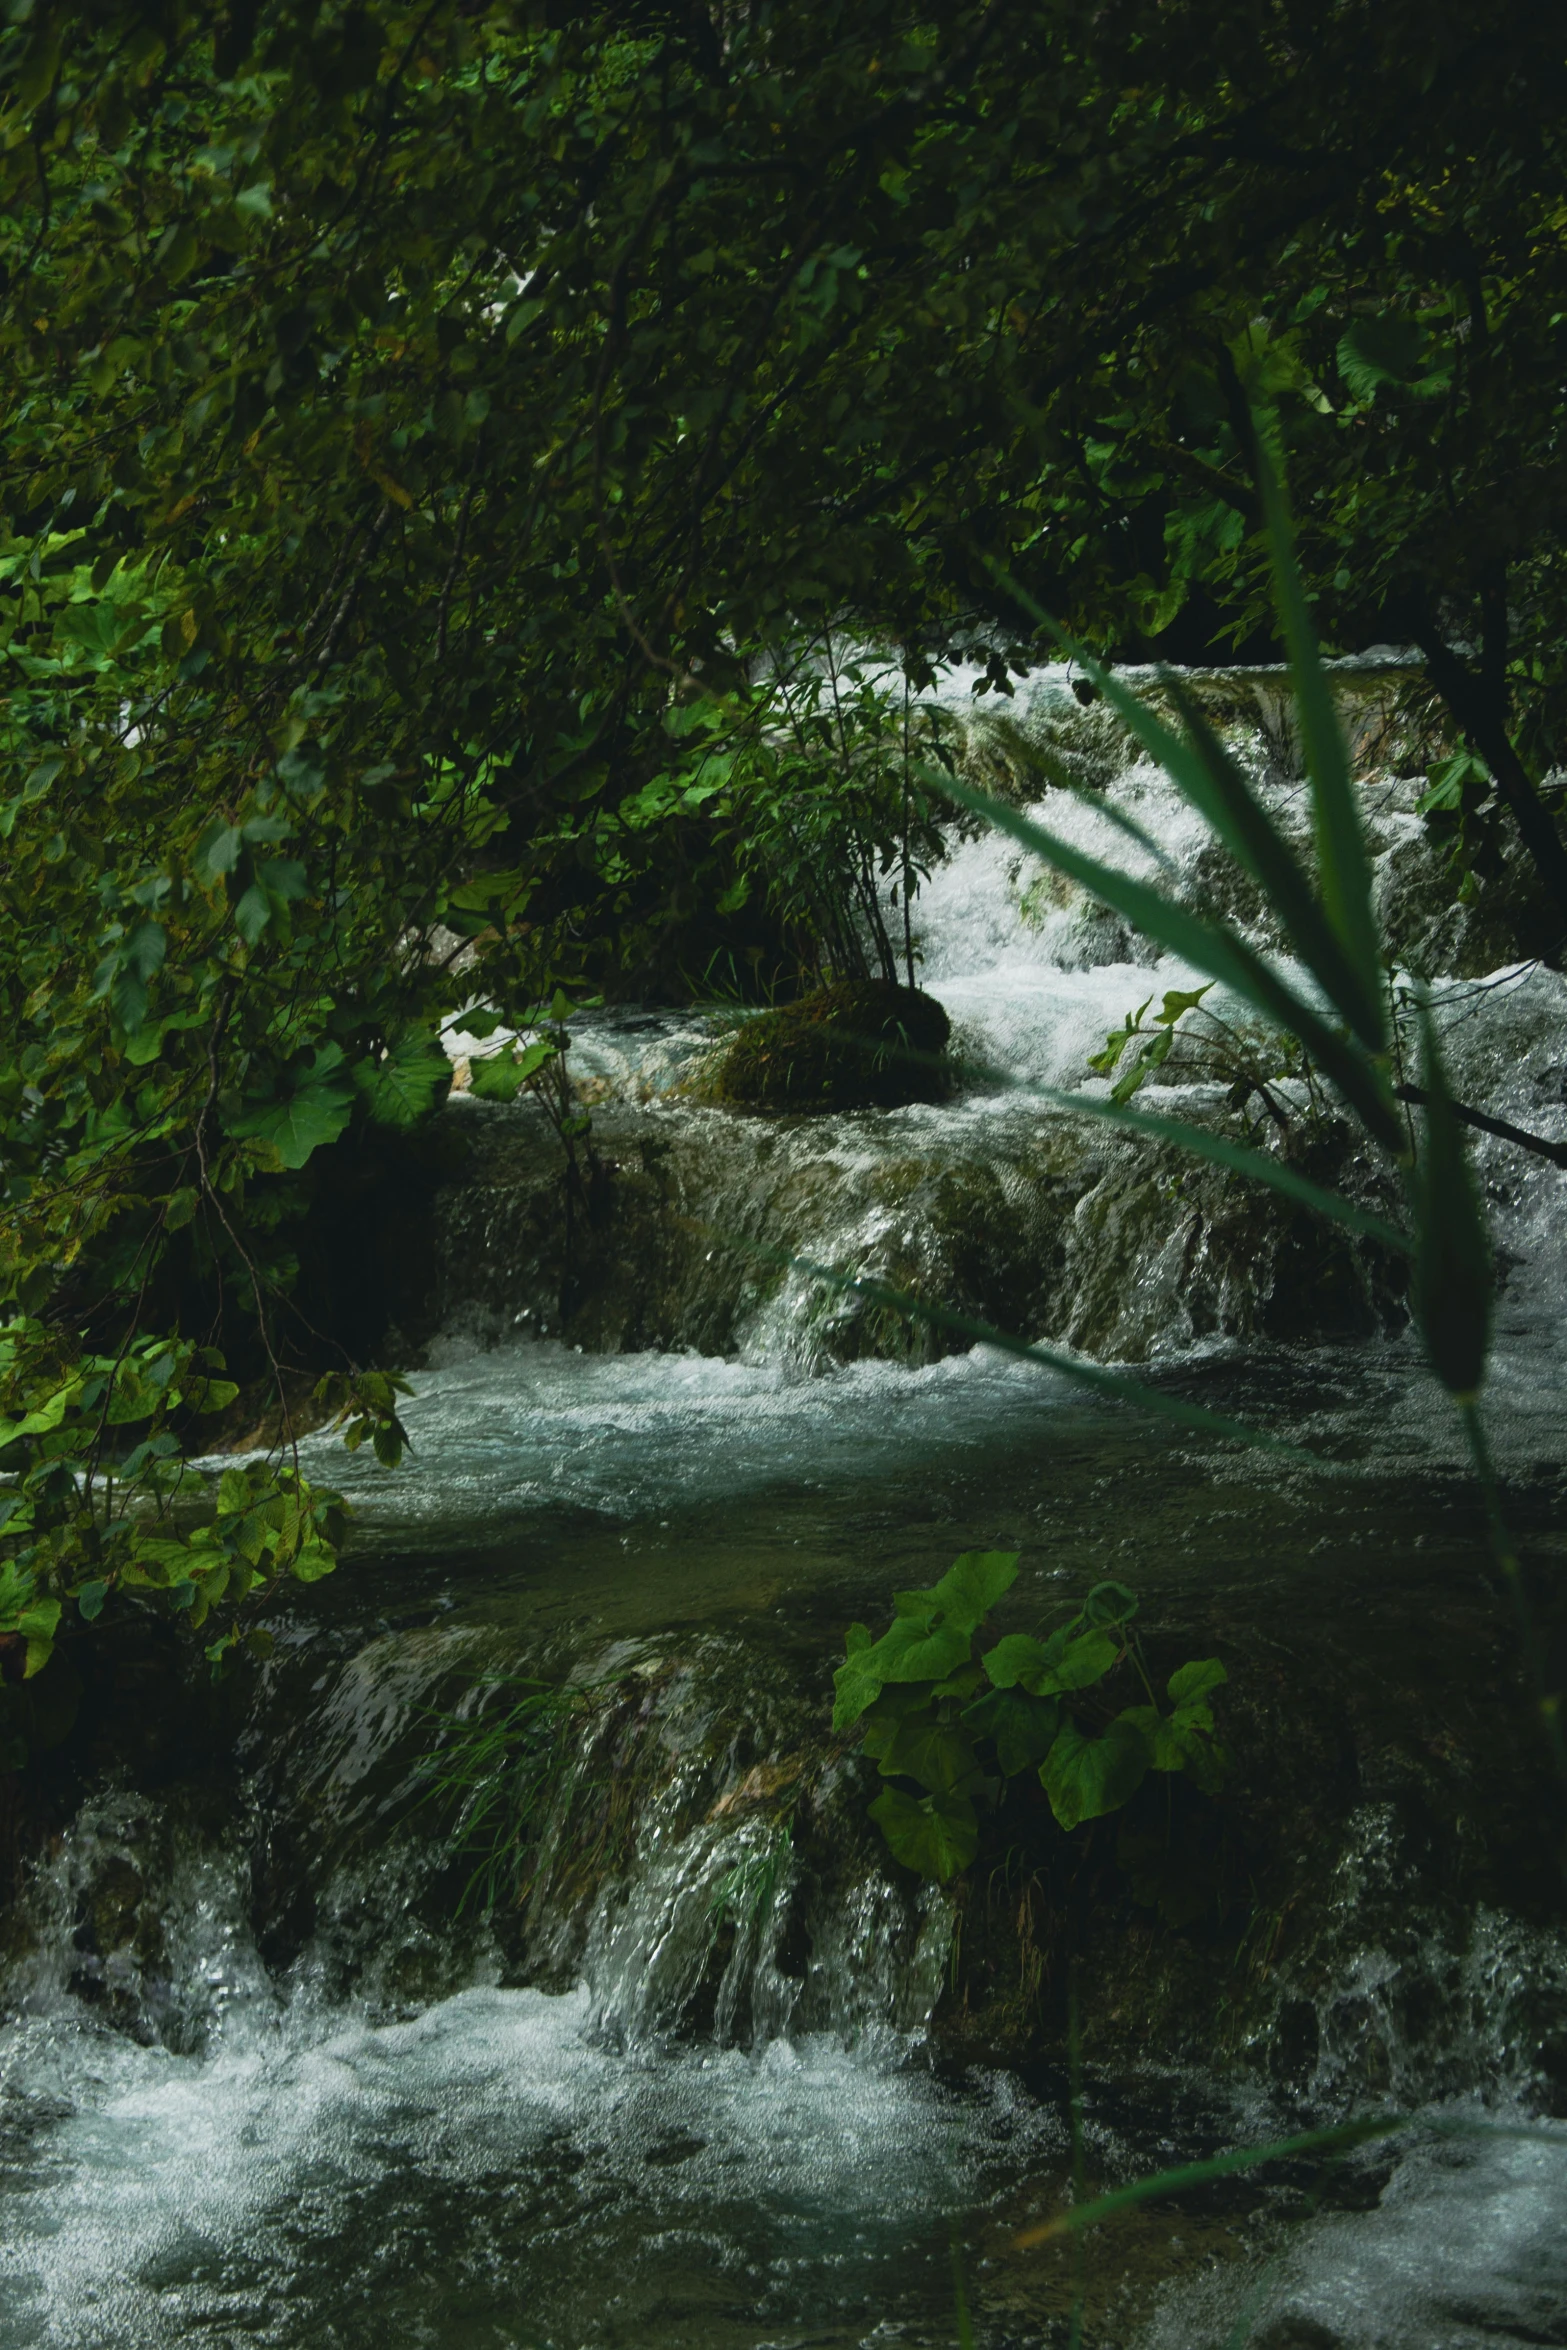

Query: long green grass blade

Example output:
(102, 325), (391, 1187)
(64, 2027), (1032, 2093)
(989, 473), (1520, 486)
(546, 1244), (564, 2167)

(1014, 2111), (1561, 2247)
(792, 1021), (1411, 1251)
(1251, 433), (1385, 1038)
(931, 767), (1403, 1152)
(1005, 1077), (1411, 1254)
(1163, 677), (1386, 1052)
(1004, 729), (1178, 870)
(951, 2233), (977, 2350)
(1409, 997), (1493, 1399)
(714, 1228), (1324, 1462)
(1015, 2115), (1408, 2244)
(978, 540), (1386, 1054)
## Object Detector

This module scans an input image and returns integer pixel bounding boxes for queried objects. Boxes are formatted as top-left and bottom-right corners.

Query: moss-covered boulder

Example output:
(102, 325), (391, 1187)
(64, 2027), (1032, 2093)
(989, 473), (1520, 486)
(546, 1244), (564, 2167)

(709, 980), (952, 1112)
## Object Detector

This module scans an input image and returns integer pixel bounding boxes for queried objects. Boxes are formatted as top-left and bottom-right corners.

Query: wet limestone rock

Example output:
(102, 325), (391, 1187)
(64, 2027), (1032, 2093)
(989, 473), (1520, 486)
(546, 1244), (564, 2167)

(706, 980), (952, 1113)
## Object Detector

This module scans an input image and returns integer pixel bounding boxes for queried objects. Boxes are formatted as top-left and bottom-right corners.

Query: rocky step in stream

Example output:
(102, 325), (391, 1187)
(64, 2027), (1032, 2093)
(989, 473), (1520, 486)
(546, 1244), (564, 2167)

(2, 1344), (1564, 2349)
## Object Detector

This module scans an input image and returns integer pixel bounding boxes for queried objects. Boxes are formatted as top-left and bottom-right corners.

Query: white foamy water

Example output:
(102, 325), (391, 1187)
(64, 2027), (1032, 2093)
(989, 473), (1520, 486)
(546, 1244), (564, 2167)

(300, 1335), (1105, 1531)
(1139, 2114), (1567, 2350)
(0, 1977), (1062, 2350)
(14, 671), (1567, 2348)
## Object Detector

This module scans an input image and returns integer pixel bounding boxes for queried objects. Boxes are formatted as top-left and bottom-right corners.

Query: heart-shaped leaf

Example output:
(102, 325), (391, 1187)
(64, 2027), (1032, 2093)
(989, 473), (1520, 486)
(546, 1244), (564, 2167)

(1040, 1716), (1151, 1830)
(877, 1716), (978, 1794)
(869, 1785), (978, 1882)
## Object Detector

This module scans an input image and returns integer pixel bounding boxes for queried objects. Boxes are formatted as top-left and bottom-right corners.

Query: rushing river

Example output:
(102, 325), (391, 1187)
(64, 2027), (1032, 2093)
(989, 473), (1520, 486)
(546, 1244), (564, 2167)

(3, 670), (1566, 2347)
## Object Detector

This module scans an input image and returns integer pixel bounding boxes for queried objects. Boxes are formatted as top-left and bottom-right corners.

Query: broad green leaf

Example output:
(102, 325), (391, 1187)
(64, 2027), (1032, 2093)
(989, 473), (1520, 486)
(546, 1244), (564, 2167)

(877, 1716), (978, 1793)
(104, 1362), (165, 1424)
(216, 1466), (252, 1515)
(0, 1377), (82, 1447)
(120, 1541), (198, 1589)
(868, 1784), (978, 1881)
(1119, 1703), (1226, 1792)
(353, 1032), (451, 1128)
(1039, 1716), (1150, 1829)
(866, 1614), (973, 1685)
(858, 1683), (932, 1756)
(898, 1549), (1019, 1636)
(228, 1046), (356, 1169)
(962, 1686), (1060, 1776)
(983, 1630), (1062, 1689)
(832, 1645), (887, 1731)
(1418, 750), (1489, 815)
(1083, 1580), (1139, 1629)
(190, 1378), (239, 1413)
(1167, 1658), (1227, 1707)
(984, 1626), (1117, 1693)
(1336, 315), (1442, 401)
(290, 1540), (337, 1583)
(0, 1561), (46, 1627)
(195, 819), (243, 879)
(469, 1037), (556, 1102)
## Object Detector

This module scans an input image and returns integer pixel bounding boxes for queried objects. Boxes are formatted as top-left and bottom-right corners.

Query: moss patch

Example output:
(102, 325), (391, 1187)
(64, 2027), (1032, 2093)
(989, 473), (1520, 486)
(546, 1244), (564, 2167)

(707, 980), (952, 1112)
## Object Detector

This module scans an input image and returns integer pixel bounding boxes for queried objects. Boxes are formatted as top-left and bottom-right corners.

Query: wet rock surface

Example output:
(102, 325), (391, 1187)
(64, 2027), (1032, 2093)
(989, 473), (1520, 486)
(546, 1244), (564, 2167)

(703, 979), (953, 1112)
(426, 1093), (1408, 1368)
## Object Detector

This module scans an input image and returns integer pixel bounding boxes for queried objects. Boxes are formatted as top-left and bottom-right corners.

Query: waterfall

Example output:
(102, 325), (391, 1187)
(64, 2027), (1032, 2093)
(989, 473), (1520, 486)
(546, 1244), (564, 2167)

(4, 664), (1565, 2349)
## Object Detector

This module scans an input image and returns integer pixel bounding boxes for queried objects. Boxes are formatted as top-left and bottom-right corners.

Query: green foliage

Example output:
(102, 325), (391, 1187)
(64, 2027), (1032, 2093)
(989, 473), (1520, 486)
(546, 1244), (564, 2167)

(836, 1555), (1227, 1883)
(412, 1674), (589, 1919)
(1089, 985), (1215, 1105)
(944, 443), (1492, 1416)
(1087, 982), (1338, 1140)
(0, 0), (1551, 1698)
(713, 642), (952, 989)
(0, 1317), (349, 1681)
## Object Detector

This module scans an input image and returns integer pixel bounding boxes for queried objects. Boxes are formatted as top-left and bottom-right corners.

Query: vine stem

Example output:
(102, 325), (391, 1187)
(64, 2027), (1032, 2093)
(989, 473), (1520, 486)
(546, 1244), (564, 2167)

(1458, 1397), (1567, 1817)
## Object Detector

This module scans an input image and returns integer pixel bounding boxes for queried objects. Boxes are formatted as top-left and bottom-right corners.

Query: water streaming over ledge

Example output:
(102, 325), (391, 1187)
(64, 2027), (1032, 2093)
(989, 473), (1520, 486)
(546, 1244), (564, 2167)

(4, 670), (1567, 2347)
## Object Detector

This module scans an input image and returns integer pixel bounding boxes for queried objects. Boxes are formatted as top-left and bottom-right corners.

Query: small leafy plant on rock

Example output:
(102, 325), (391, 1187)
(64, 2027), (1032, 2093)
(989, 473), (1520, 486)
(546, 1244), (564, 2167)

(833, 1551), (1226, 1883)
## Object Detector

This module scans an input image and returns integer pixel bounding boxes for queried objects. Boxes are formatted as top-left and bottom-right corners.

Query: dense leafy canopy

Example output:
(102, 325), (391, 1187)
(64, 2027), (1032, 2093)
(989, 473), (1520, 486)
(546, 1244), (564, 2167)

(1, 0), (1563, 1683)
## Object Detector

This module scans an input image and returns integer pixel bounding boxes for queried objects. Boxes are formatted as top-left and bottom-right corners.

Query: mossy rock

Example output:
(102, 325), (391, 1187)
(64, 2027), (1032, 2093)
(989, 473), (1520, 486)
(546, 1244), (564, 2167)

(709, 980), (952, 1112)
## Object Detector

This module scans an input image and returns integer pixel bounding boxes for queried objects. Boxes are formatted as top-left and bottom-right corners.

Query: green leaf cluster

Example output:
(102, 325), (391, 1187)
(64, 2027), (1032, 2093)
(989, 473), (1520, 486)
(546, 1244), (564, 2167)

(836, 1555), (1227, 1883)
(0, 1317), (346, 1694)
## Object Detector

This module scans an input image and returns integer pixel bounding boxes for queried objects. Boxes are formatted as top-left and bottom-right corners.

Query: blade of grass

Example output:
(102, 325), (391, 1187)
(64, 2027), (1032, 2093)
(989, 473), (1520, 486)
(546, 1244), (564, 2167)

(1016, 2116), (1408, 2244)
(929, 767), (1403, 1153)
(812, 1019), (1410, 1252)
(1250, 428), (1385, 1036)
(1010, 1080), (1411, 1254)
(1460, 1397), (1567, 1804)
(1164, 677), (1385, 1052)
(708, 1225), (1326, 1463)
(950, 2230), (977, 2350)
(997, 729), (1180, 871)
(1014, 2111), (1562, 2247)
(977, 556), (1385, 1052)
(1068, 1963), (1087, 2350)
(1408, 998), (1493, 1402)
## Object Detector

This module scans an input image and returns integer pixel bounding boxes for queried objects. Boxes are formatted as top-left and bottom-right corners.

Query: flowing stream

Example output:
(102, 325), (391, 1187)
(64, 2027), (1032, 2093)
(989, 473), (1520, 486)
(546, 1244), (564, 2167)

(4, 671), (1566, 2347)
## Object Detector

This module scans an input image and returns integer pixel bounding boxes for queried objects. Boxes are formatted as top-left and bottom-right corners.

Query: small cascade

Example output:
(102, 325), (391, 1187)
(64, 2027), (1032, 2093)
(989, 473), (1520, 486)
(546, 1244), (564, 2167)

(4, 665), (1565, 2348)
(427, 663), (1567, 1394)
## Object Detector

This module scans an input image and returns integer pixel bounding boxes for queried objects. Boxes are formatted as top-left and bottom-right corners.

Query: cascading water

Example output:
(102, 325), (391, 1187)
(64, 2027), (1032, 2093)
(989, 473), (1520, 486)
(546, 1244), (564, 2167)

(4, 667), (1566, 2347)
